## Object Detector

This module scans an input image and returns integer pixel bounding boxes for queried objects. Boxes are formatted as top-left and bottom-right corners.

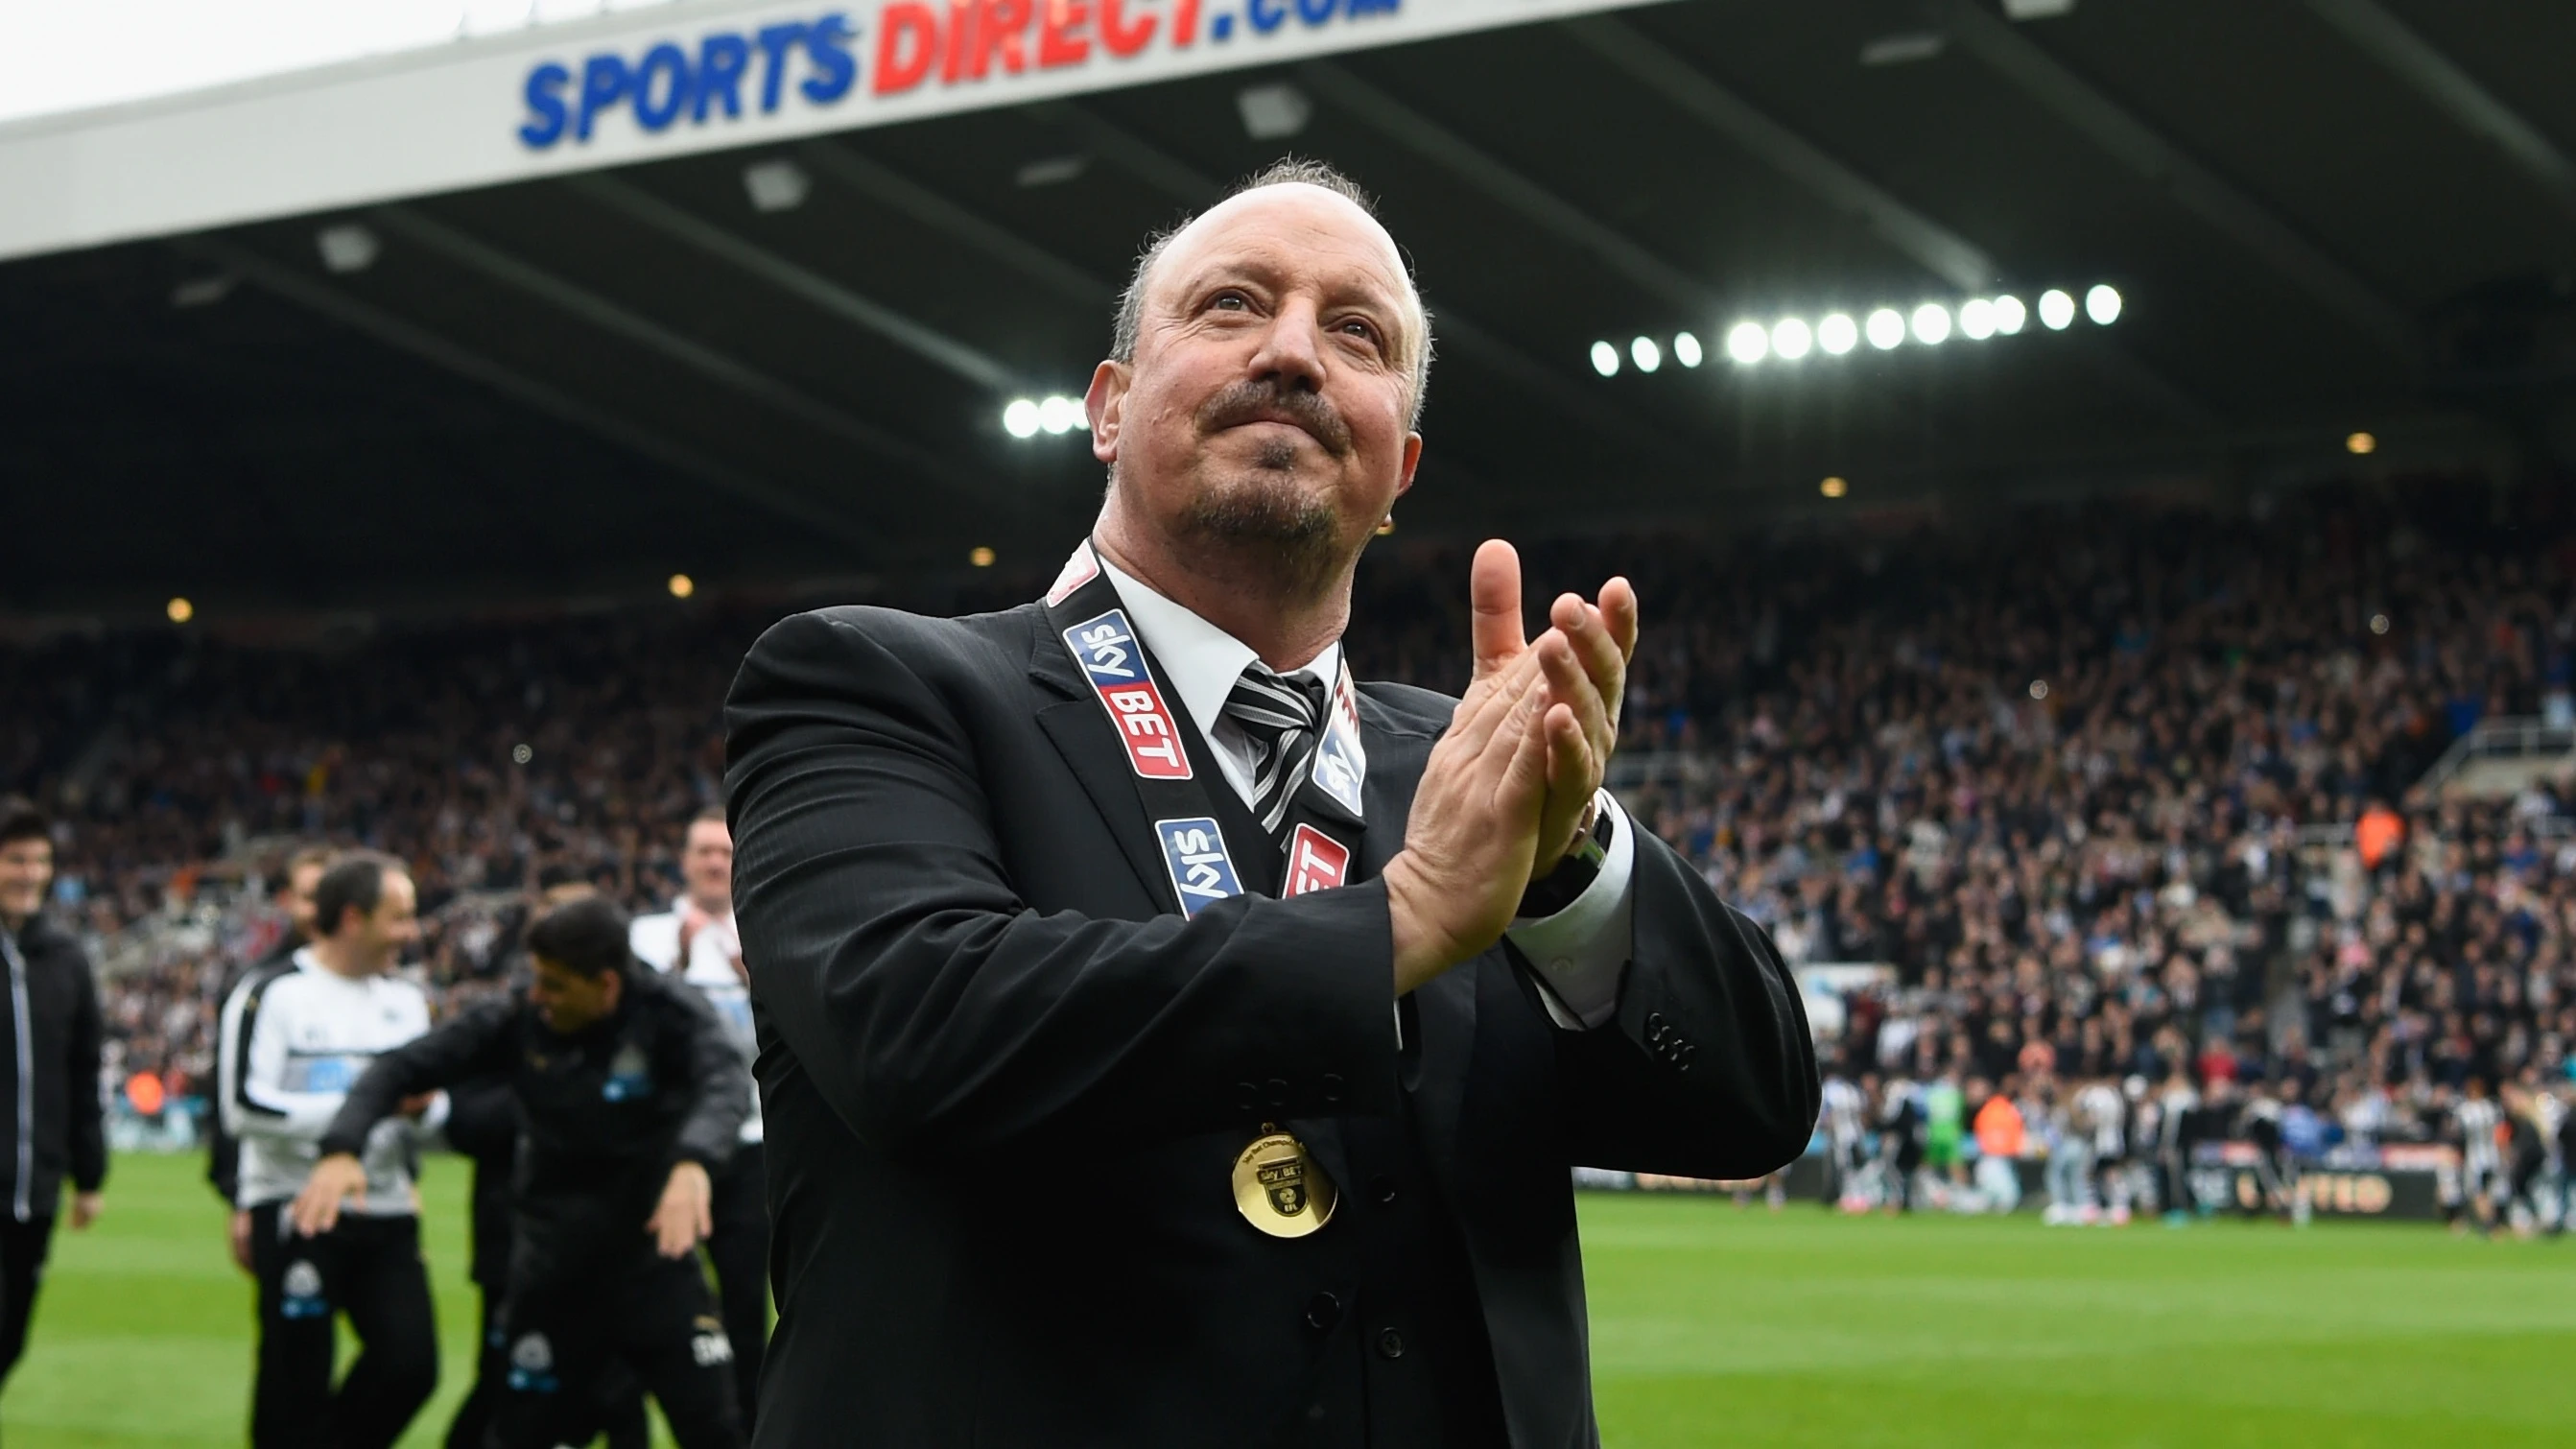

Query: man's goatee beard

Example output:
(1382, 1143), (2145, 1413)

(1178, 473), (1343, 598)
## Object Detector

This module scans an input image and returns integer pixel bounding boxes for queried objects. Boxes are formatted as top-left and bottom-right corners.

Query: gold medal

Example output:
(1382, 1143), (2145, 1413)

(1231, 1124), (1336, 1238)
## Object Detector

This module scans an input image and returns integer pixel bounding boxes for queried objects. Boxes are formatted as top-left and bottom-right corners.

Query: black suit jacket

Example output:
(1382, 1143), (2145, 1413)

(724, 600), (1818, 1448)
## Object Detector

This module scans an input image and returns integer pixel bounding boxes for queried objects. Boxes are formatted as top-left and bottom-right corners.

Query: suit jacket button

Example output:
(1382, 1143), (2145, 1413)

(1375, 1328), (1405, 1359)
(1264, 1079), (1291, 1109)
(1235, 1082), (1260, 1112)
(1370, 1176), (1398, 1206)
(1319, 1073), (1347, 1105)
(1645, 1010), (1666, 1033)
(1304, 1292), (1342, 1330)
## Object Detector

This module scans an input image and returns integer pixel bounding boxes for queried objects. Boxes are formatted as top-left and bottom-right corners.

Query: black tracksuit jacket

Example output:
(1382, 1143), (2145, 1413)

(0, 916), (106, 1221)
(319, 966), (747, 1294)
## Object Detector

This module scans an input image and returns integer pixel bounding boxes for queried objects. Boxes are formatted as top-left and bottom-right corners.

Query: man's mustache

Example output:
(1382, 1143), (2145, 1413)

(1196, 382), (1353, 458)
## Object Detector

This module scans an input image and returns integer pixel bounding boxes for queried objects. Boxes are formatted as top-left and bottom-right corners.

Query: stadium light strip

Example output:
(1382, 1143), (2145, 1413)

(1003, 393), (1090, 439)
(1589, 284), (2121, 377)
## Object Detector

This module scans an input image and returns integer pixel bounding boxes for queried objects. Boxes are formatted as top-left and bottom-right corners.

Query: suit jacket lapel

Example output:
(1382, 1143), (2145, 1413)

(1028, 618), (1177, 914)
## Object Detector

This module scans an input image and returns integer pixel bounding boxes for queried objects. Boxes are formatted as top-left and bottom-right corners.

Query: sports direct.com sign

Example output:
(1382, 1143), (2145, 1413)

(0, 0), (1654, 263)
(514, 0), (1400, 151)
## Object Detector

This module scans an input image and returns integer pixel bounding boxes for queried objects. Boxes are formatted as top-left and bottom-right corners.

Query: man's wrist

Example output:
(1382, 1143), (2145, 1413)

(1518, 799), (1613, 919)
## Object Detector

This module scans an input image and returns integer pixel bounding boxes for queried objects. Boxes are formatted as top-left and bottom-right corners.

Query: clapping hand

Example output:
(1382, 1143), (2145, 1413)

(1381, 541), (1638, 995)
(1467, 540), (1637, 874)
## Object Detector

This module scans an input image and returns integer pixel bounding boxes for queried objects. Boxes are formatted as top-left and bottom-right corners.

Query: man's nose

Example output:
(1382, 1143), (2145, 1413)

(1245, 297), (1328, 391)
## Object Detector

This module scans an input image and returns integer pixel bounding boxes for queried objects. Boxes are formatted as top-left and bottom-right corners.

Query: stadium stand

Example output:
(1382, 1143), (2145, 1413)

(17, 475), (2576, 1170)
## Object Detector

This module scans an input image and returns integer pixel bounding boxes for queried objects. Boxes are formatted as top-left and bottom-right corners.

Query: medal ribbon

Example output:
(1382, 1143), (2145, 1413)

(1041, 539), (1365, 917)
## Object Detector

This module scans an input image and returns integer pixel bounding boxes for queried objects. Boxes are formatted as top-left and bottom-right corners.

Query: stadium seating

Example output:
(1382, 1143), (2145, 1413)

(18, 476), (2575, 1153)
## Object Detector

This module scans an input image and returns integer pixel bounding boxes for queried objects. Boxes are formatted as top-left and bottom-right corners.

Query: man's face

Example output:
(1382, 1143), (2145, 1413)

(528, 955), (620, 1035)
(0, 837), (52, 923)
(682, 820), (732, 908)
(1089, 184), (1423, 586)
(331, 869), (419, 972)
(281, 862), (324, 940)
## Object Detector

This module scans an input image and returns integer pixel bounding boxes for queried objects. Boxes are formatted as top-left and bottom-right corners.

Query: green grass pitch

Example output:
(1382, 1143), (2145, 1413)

(6, 1152), (2572, 1446)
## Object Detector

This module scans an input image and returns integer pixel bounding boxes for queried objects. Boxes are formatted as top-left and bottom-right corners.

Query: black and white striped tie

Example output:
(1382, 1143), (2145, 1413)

(1224, 663), (1329, 847)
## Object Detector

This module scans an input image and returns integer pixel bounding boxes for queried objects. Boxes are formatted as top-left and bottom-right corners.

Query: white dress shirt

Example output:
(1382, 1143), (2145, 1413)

(630, 903), (763, 1144)
(1099, 556), (1634, 1029)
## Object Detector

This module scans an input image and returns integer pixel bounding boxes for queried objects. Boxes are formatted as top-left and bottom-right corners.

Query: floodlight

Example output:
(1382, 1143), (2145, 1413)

(2085, 284), (2122, 324)
(1992, 296), (2027, 335)
(1771, 318), (1813, 360)
(315, 224), (379, 274)
(1865, 308), (1906, 349)
(2038, 289), (2076, 330)
(1817, 314), (1858, 355)
(1631, 337), (1662, 372)
(1958, 298), (1996, 340)
(1037, 395), (1077, 435)
(1003, 399), (1041, 438)
(1726, 321), (1770, 365)
(742, 158), (811, 213)
(1673, 332), (1704, 368)
(1591, 342), (1619, 377)
(1910, 303), (1951, 344)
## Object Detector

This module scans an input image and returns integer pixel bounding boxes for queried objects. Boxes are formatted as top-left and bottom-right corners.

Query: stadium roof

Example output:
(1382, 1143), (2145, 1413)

(7, 0), (2574, 617)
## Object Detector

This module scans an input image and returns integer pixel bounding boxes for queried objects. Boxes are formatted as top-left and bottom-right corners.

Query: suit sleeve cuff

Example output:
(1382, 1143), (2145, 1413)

(1505, 791), (1636, 1030)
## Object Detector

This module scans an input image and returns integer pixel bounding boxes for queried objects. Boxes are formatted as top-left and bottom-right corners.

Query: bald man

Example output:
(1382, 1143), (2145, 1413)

(725, 159), (1816, 1447)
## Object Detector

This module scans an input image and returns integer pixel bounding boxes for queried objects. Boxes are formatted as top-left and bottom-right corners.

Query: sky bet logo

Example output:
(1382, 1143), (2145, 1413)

(517, 0), (1402, 150)
(1157, 819), (1242, 917)
(1063, 610), (1193, 779)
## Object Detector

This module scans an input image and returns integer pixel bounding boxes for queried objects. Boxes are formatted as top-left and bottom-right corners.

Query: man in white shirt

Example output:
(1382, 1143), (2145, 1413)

(216, 851), (446, 1449)
(630, 805), (766, 1433)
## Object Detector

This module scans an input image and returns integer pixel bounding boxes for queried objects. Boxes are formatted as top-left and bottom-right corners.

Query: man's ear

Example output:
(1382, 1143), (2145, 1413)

(1086, 360), (1129, 466)
(1394, 432), (1424, 502)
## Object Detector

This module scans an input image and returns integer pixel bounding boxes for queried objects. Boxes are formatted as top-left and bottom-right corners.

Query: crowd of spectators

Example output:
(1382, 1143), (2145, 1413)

(12, 477), (2576, 1160)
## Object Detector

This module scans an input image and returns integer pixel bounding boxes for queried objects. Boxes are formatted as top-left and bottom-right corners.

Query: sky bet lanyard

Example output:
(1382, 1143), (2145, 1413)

(1041, 538), (1368, 916)
(1043, 539), (1370, 1238)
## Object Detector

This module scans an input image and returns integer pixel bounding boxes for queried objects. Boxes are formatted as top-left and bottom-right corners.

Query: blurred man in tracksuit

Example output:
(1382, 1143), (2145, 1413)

(295, 894), (749, 1449)
(0, 797), (106, 1387)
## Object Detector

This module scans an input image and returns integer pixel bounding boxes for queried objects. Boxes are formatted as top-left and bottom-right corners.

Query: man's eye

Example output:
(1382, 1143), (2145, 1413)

(1210, 294), (1248, 311)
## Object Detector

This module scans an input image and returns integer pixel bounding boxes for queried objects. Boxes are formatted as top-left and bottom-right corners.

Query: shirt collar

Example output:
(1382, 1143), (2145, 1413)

(1094, 552), (1342, 748)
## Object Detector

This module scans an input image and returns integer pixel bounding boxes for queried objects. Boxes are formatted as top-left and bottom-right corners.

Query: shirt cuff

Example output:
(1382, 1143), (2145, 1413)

(1505, 790), (1636, 1031)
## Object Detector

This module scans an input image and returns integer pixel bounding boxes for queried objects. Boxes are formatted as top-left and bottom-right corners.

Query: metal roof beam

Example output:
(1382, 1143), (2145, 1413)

(1293, 59), (1718, 317)
(1562, 15), (1997, 293)
(173, 235), (878, 552)
(792, 142), (1115, 308)
(1030, 100), (1706, 464)
(2304, 0), (2576, 226)
(563, 172), (1015, 391)
(368, 202), (990, 498)
(1925, 0), (2418, 364)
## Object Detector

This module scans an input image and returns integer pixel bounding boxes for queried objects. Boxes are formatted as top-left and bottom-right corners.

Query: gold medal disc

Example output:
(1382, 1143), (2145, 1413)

(1232, 1127), (1337, 1238)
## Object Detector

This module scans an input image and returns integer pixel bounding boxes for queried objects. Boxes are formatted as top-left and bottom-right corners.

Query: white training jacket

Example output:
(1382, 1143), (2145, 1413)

(216, 948), (445, 1213)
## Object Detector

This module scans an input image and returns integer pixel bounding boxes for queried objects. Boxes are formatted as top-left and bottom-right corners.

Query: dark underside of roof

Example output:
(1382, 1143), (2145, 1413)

(5, 0), (2574, 617)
